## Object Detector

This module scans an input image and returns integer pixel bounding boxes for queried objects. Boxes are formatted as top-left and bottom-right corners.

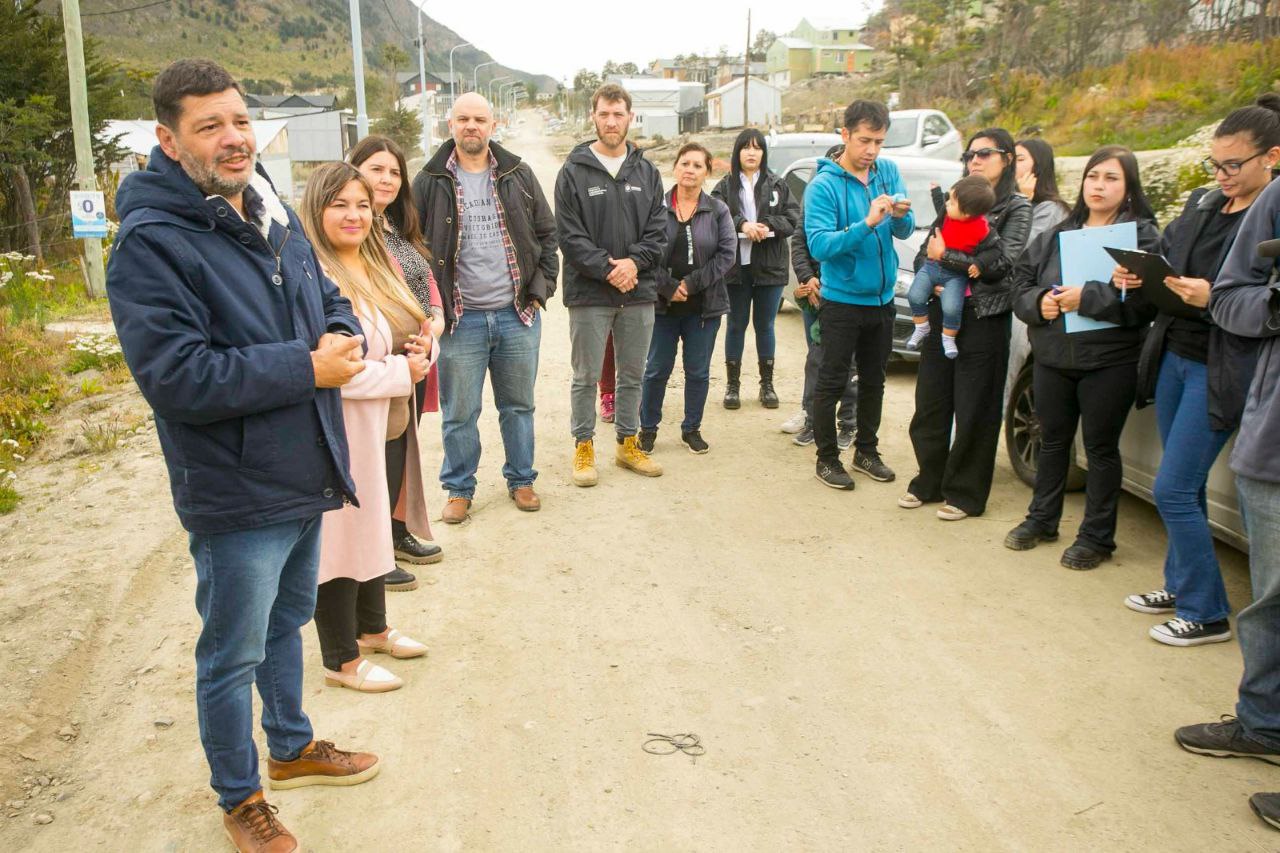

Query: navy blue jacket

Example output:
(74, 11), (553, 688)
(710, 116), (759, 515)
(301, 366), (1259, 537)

(106, 147), (361, 534)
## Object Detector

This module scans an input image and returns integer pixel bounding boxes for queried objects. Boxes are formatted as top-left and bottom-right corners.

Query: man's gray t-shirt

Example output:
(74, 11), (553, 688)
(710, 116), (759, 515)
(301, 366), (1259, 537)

(455, 166), (514, 310)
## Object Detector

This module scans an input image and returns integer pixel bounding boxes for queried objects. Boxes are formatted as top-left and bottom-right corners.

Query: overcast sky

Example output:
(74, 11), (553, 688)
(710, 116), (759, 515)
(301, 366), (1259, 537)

(416, 2), (883, 84)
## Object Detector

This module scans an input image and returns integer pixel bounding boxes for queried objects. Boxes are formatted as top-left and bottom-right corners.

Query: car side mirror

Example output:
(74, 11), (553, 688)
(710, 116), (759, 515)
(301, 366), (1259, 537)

(922, 134), (941, 147)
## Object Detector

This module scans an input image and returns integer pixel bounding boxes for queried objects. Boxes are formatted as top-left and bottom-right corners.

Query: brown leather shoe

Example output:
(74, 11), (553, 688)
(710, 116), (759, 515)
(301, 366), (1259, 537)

(223, 791), (298, 853)
(509, 486), (541, 512)
(266, 739), (380, 790)
(441, 497), (471, 524)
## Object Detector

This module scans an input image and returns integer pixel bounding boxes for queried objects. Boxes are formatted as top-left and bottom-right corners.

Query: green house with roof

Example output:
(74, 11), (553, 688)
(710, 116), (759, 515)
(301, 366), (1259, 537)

(766, 17), (875, 88)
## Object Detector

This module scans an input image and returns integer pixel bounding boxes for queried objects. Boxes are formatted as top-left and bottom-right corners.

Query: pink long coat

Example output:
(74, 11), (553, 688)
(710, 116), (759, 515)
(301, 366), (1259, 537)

(318, 302), (437, 584)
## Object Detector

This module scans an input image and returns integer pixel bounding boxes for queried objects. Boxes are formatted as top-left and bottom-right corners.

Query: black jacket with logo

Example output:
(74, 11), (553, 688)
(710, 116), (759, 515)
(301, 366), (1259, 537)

(710, 170), (800, 287)
(554, 141), (668, 307)
(411, 140), (558, 331)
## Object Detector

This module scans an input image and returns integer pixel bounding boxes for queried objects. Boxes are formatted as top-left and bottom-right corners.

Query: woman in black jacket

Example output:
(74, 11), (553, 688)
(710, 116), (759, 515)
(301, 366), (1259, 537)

(711, 129), (800, 409)
(639, 143), (737, 454)
(901, 128), (1032, 521)
(1126, 97), (1280, 645)
(1006, 145), (1161, 570)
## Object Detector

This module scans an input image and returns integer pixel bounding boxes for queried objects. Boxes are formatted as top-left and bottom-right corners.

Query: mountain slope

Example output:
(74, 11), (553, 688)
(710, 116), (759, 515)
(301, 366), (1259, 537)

(58, 0), (553, 97)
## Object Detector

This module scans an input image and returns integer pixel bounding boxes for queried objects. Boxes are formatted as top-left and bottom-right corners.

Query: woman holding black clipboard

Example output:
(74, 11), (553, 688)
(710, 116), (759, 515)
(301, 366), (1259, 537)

(1006, 146), (1160, 570)
(1123, 97), (1280, 647)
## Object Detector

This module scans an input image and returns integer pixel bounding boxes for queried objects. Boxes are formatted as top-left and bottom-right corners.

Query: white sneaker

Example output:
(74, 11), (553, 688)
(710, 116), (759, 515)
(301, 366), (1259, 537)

(780, 410), (808, 434)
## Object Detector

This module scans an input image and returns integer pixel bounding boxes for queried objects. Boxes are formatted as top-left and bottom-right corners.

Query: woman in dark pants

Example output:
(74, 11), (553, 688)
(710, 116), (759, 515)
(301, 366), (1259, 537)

(638, 143), (737, 454)
(711, 128), (801, 409)
(900, 128), (1032, 521)
(1126, 97), (1280, 645)
(350, 135), (444, 592)
(1007, 145), (1160, 570)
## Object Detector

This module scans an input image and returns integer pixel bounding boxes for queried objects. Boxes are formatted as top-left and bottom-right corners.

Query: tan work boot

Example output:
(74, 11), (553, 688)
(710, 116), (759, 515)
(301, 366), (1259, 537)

(223, 790), (298, 853)
(616, 434), (663, 477)
(266, 739), (380, 790)
(572, 440), (598, 487)
(441, 496), (471, 524)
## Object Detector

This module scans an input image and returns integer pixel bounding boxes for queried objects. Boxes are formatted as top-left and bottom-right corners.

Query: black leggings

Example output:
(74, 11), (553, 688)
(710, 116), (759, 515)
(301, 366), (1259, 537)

(1024, 361), (1137, 552)
(314, 576), (388, 671)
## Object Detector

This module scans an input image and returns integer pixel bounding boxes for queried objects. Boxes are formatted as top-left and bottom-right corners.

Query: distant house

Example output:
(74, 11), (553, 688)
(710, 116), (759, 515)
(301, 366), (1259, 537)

(397, 70), (446, 99)
(608, 76), (703, 139)
(102, 119), (293, 200)
(705, 77), (782, 129)
(245, 93), (354, 164)
(715, 60), (767, 89)
(766, 18), (875, 87)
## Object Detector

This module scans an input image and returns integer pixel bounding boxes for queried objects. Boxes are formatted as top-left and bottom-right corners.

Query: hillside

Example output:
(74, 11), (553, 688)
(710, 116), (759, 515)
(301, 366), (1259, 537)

(781, 39), (1280, 156)
(50, 0), (553, 106)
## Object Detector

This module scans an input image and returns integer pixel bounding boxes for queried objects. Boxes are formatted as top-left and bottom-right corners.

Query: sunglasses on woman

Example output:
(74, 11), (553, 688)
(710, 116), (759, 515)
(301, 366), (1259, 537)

(1201, 150), (1266, 177)
(961, 147), (1007, 164)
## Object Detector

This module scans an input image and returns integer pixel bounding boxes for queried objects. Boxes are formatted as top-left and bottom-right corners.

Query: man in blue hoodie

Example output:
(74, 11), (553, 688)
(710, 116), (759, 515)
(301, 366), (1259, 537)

(804, 100), (914, 490)
(107, 60), (379, 851)
(1179, 174), (1280, 831)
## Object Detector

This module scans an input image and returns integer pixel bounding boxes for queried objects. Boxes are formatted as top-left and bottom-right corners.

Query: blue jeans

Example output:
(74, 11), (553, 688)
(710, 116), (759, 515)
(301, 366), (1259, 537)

(439, 307), (540, 499)
(1154, 351), (1232, 623)
(907, 261), (965, 332)
(725, 266), (784, 361)
(189, 516), (320, 812)
(1235, 475), (1280, 749)
(641, 313), (722, 432)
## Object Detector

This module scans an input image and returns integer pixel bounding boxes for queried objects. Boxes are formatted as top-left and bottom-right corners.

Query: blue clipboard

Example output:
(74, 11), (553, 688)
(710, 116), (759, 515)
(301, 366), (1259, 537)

(1058, 222), (1137, 333)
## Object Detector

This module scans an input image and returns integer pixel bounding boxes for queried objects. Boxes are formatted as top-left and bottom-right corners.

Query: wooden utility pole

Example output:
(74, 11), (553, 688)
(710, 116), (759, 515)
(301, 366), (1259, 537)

(743, 10), (751, 128)
(60, 0), (106, 299)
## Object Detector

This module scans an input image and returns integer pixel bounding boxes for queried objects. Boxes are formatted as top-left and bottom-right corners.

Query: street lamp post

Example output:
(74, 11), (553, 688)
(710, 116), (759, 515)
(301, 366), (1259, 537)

(473, 60), (497, 94)
(348, 0), (369, 138)
(499, 82), (518, 121)
(448, 41), (472, 116)
(488, 75), (511, 104)
(413, 1), (429, 156)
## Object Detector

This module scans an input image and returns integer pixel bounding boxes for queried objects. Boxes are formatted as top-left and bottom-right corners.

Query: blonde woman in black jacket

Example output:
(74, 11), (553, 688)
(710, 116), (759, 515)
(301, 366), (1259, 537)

(1006, 145), (1160, 570)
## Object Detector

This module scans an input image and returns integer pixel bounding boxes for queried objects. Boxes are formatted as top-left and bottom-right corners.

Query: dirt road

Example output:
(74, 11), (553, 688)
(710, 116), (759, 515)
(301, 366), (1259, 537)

(0, 115), (1269, 852)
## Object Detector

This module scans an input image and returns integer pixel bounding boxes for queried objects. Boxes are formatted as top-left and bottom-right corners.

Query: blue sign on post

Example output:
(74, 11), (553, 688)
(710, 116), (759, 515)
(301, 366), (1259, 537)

(70, 191), (108, 239)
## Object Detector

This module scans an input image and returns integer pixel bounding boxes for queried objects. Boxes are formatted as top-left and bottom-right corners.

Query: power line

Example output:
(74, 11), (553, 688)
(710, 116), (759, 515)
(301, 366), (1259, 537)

(82, 0), (172, 17)
(379, 0), (407, 41)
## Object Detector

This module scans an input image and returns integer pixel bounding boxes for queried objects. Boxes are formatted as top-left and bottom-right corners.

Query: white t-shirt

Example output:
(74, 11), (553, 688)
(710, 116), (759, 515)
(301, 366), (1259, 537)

(738, 171), (759, 266)
(591, 145), (626, 179)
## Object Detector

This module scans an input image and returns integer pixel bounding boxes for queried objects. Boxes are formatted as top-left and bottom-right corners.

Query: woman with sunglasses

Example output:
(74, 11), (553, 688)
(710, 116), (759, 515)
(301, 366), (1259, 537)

(1124, 95), (1280, 645)
(900, 129), (1032, 521)
(712, 128), (801, 410)
(1007, 146), (1161, 570)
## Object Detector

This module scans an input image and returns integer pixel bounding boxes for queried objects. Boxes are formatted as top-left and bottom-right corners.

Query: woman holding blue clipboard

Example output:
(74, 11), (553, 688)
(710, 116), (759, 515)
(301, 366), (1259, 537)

(1006, 146), (1159, 570)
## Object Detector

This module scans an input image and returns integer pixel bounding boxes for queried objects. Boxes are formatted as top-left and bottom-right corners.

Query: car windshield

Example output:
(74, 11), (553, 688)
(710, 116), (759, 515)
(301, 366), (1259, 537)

(768, 140), (837, 174)
(883, 117), (919, 149)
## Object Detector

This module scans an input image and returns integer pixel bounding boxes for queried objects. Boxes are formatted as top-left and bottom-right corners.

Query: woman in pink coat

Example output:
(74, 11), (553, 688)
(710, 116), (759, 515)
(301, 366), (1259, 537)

(299, 163), (445, 693)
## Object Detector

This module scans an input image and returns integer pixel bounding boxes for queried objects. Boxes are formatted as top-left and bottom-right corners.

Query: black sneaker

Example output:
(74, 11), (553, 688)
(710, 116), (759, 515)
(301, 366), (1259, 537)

(1061, 543), (1111, 571)
(393, 534), (443, 565)
(1176, 716), (1280, 766)
(1003, 522), (1059, 551)
(1249, 792), (1280, 830)
(815, 459), (855, 491)
(1125, 589), (1176, 614)
(851, 450), (895, 482)
(638, 428), (657, 453)
(384, 566), (419, 592)
(1150, 617), (1232, 647)
(792, 426), (815, 446)
(681, 430), (709, 454)
(836, 428), (854, 452)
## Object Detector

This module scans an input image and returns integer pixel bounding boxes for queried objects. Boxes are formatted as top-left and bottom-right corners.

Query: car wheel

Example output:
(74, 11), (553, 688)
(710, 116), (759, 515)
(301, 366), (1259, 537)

(1005, 363), (1086, 491)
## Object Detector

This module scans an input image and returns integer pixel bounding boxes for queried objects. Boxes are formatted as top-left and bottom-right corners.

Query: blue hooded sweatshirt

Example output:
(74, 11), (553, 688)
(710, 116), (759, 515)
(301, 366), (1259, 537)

(804, 157), (914, 306)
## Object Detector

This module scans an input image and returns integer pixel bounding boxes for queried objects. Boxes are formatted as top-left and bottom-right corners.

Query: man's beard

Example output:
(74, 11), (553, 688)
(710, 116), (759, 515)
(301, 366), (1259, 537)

(457, 135), (487, 155)
(594, 121), (629, 146)
(177, 144), (254, 197)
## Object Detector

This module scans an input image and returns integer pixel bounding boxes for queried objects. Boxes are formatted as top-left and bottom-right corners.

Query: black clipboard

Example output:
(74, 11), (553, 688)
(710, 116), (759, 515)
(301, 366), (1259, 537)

(1103, 247), (1203, 320)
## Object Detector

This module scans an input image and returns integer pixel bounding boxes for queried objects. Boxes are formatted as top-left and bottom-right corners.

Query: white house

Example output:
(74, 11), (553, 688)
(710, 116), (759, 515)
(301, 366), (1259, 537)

(705, 77), (782, 129)
(102, 119), (293, 200)
(609, 76), (686, 139)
